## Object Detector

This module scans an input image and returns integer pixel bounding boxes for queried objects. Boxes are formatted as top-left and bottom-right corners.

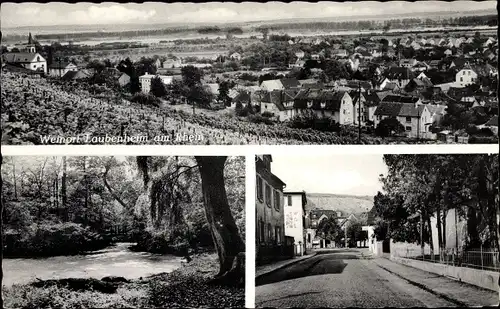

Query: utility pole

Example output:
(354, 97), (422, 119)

(417, 106), (420, 140)
(358, 81), (361, 144)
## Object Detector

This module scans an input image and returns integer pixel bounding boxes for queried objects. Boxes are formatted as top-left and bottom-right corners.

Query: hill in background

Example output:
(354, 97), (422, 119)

(306, 193), (374, 218)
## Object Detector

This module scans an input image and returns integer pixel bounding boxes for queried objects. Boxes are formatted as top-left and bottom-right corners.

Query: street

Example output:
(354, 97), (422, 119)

(256, 249), (498, 308)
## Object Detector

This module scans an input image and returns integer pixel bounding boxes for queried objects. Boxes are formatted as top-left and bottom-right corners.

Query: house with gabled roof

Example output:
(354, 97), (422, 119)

(293, 89), (354, 124)
(1, 33), (47, 74)
(373, 101), (431, 138)
(48, 61), (78, 77)
(383, 67), (416, 88)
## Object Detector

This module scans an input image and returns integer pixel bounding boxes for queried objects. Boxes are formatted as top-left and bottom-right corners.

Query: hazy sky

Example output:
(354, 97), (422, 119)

(270, 154), (387, 196)
(1, 1), (496, 28)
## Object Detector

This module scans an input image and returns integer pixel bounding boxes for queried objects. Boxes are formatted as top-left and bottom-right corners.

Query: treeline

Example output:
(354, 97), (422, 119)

(373, 154), (499, 259)
(1, 156), (245, 258)
(255, 14), (497, 32)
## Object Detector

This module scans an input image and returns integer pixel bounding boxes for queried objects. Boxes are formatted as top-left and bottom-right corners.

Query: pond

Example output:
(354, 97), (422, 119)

(2, 242), (183, 287)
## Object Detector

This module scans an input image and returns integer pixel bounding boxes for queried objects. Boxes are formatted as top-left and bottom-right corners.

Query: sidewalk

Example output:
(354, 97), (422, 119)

(256, 252), (317, 278)
(373, 257), (499, 307)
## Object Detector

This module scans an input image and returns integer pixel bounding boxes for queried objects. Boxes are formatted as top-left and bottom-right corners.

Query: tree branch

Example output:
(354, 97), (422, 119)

(103, 164), (129, 209)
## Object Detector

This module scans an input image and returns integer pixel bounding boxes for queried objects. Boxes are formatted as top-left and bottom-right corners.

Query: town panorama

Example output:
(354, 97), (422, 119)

(1, 2), (498, 145)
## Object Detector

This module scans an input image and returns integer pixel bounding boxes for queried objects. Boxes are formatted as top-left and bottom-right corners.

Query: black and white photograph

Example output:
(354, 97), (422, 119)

(255, 154), (499, 307)
(1, 1), (498, 145)
(1, 156), (245, 308)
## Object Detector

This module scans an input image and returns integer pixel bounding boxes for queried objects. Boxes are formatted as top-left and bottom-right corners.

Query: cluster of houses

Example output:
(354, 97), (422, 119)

(2, 33), (497, 139)
(256, 155), (370, 265)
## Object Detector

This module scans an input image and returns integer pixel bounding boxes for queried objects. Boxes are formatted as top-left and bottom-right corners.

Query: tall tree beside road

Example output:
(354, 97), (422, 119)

(317, 216), (343, 246)
(376, 154), (500, 256)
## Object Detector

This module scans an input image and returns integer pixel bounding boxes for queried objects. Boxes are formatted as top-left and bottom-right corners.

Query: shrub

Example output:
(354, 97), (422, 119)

(288, 111), (340, 132)
(375, 117), (405, 137)
(131, 92), (161, 107)
(3, 222), (110, 257)
(248, 114), (274, 125)
(261, 111), (274, 118)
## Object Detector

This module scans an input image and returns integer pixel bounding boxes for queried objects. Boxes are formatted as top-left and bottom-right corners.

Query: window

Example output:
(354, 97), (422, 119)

(37, 56), (40, 61)
(406, 116), (411, 123)
(308, 233), (311, 243)
(275, 226), (282, 245)
(259, 219), (265, 243)
(287, 195), (292, 206)
(256, 176), (263, 202)
(467, 71), (470, 76)
(265, 184), (271, 207)
(267, 223), (272, 242)
(405, 126), (412, 131)
(274, 190), (281, 211)
(460, 77), (463, 82)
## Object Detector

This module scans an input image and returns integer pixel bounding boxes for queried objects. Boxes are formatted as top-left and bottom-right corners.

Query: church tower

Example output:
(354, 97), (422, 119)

(26, 32), (36, 53)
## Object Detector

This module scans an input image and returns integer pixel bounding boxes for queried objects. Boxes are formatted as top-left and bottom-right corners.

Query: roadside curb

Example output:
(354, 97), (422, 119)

(375, 261), (469, 307)
(256, 252), (318, 280)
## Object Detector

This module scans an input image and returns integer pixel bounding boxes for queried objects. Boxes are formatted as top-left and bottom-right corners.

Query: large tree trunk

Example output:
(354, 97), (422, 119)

(62, 156), (67, 221)
(467, 206), (481, 249)
(195, 156), (244, 283)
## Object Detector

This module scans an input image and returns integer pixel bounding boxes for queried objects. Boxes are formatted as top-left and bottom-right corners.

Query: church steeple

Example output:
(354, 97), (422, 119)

(26, 32), (36, 53)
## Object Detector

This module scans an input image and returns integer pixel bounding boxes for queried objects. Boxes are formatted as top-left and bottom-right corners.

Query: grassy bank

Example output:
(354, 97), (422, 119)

(3, 253), (245, 309)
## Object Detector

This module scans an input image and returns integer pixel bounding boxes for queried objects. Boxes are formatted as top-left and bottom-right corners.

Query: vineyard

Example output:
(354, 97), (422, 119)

(1, 72), (433, 145)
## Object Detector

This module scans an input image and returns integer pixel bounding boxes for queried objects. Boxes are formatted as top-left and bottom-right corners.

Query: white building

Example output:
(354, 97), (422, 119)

(1, 33), (47, 74)
(139, 73), (173, 93)
(48, 62), (78, 77)
(284, 192), (308, 256)
(455, 67), (478, 88)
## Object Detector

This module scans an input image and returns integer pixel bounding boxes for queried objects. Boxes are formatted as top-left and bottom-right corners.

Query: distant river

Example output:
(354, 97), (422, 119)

(2, 242), (183, 287)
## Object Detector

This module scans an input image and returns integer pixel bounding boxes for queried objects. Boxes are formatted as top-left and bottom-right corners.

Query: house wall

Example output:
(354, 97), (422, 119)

(397, 108), (431, 138)
(140, 78), (152, 93)
(49, 64), (77, 77)
(456, 69), (478, 87)
(261, 102), (280, 115)
(256, 173), (285, 247)
(24, 61), (47, 74)
(339, 94), (354, 125)
(366, 106), (378, 123)
(279, 109), (296, 122)
(429, 208), (467, 254)
(353, 97), (366, 125)
(305, 228), (317, 249)
(284, 194), (305, 247)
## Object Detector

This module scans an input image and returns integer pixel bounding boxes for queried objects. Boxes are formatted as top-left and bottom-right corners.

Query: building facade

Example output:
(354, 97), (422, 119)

(139, 73), (173, 93)
(284, 191), (307, 256)
(256, 155), (289, 265)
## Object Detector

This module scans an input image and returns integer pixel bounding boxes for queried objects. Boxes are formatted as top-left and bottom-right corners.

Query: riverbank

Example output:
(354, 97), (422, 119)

(2, 253), (245, 309)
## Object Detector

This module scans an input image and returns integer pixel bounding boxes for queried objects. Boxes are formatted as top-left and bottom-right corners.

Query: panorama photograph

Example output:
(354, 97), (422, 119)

(1, 156), (245, 308)
(1, 1), (498, 145)
(255, 154), (499, 308)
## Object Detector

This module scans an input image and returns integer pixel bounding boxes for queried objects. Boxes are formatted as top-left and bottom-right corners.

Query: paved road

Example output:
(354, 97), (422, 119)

(256, 249), (460, 308)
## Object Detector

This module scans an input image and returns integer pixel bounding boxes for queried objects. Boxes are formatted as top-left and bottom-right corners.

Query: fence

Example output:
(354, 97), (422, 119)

(394, 247), (500, 272)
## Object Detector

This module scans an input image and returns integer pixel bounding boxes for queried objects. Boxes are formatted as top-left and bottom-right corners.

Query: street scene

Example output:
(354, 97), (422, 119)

(1, 2), (498, 145)
(255, 154), (499, 307)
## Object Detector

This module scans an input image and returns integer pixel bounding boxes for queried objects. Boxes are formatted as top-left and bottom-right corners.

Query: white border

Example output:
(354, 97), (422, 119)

(245, 155), (256, 309)
(2, 144), (498, 156)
